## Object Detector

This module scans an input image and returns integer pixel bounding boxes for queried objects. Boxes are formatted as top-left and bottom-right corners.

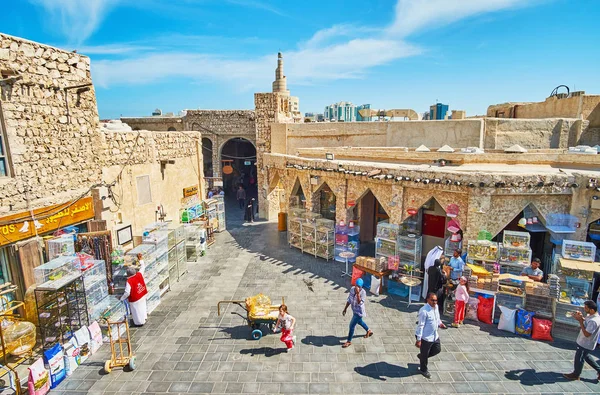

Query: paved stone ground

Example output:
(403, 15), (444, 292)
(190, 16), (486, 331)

(54, 199), (600, 394)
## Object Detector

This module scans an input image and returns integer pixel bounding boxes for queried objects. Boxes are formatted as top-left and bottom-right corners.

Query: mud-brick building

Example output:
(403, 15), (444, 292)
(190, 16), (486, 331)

(0, 33), (203, 298)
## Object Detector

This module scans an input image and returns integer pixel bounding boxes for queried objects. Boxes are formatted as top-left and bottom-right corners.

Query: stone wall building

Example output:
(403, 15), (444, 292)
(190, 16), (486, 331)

(0, 33), (203, 297)
(121, 113), (184, 131)
(252, 66), (600, 270)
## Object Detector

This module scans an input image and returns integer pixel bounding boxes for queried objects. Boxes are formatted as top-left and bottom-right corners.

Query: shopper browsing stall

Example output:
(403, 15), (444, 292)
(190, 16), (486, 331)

(415, 292), (447, 379)
(342, 278), (373, 348)
(452, 277), (469, 328)
(521, 258), (543, 282)
(120, 266), (148, 327)
(136, 253), (146, 272)
(563, 300), (600, 381)
(448, 249), (465, 281)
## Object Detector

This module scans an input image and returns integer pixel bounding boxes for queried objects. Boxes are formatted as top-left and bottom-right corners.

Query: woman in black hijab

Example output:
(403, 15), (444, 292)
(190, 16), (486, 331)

(244, 197), (255, 222)
(427, 259), (447, 309)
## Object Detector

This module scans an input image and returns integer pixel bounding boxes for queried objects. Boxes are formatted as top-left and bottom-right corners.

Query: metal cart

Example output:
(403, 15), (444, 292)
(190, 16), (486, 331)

(217, 297), (284, 340)
(103, 314), (136, 373)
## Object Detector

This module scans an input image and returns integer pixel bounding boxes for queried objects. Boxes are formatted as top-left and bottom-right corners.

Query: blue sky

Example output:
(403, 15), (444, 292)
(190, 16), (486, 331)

(3, 0), (599, 119)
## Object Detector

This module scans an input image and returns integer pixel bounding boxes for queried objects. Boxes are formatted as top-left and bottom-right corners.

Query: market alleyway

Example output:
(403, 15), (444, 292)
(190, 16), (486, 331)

(55, 199), (600, 395)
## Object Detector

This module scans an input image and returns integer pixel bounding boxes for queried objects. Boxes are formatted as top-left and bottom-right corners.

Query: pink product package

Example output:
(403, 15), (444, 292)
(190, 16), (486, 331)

(28, 357), (50, 395)
(88, 321), (103, 354)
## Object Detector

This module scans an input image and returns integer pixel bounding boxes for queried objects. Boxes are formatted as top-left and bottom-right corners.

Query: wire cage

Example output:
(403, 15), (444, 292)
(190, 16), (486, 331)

(47, 235), (75, 260)
(545, 213), (578, 234)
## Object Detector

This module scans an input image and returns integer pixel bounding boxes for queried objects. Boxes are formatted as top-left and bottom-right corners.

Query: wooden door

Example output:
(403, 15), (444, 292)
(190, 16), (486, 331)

(360, 192), (375, 242)
(16, 238), (43, 291)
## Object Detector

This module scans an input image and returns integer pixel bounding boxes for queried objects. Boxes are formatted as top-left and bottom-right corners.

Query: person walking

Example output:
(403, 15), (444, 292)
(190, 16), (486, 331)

(236, 185), (246, 209)
(244, 197), (255, 222)
(275, 304), (296, 352)
(452, 276), (469, 327)
(563, 300), (600, 381)
(120, 266), (148, 327)
(342, 278), (373, 348)
(415, 292), (447, 378)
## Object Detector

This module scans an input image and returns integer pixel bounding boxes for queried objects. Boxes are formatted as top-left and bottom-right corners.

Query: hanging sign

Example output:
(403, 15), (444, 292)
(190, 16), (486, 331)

(347, 200), (356, 208)
(244, 161), (252, 166)
(183, 185), (199, 198)
(0, 196), (95, 247)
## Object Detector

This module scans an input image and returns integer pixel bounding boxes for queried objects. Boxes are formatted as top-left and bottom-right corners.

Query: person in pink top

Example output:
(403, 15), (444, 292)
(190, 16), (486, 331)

(452, 276), (469, 328)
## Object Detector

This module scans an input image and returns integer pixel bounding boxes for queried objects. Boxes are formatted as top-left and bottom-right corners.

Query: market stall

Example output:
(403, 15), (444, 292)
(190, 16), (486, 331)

(334, 220), (360, 264)
(553, 247), (600, 341)
(215, 195), (227, 233)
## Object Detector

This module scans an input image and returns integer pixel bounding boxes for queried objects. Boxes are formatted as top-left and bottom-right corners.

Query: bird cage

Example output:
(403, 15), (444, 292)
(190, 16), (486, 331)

(477, 230), (492, 241)
(47, 235), (75, 260)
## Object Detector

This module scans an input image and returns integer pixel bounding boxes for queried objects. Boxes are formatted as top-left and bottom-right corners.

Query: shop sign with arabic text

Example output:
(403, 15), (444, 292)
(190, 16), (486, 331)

(0, 196), (95, 246)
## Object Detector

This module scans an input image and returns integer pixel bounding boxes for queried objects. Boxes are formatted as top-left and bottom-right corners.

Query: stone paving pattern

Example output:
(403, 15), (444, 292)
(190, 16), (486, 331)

(55, 200), (600, 394)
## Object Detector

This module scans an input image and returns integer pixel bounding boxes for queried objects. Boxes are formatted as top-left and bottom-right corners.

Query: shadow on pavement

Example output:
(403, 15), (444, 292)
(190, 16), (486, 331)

(239, 347), (287, 357)
(301, 335), (344, 347)
(504, 368), (581, 386)
(354, 362), (420, 381)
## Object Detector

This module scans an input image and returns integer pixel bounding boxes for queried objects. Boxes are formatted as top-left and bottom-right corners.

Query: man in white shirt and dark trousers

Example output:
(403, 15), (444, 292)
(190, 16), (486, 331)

(563, 300), (600, 381)
(415, 292), (447, 378)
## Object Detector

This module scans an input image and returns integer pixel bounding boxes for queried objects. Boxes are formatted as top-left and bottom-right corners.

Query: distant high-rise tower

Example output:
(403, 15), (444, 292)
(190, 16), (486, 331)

(272, 52), (290, 96)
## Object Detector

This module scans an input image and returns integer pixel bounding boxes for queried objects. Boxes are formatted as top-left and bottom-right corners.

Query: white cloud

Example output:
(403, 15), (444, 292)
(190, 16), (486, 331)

(77, 43), (155, 55)
(88, 0), (540, 89)
(388, 0), (528, 37)
(29, 0), (121, 44)
(224, 0), (287, 17)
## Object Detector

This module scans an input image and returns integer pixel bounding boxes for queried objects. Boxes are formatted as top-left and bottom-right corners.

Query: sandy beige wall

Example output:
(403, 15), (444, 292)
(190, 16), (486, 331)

(100, 159), (200, 238)
(283, 120), (483, 155)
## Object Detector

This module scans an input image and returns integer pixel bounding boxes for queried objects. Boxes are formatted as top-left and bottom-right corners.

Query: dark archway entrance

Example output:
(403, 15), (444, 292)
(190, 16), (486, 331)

(202, 138), (213, 178)
(220, 138), (257, 197)
(351, 190), (389, 256)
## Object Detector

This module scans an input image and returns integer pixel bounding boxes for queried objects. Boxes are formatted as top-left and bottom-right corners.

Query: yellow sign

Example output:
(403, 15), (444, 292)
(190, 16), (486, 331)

(0, 196), (95, 247)
(183, 185), (199, 198)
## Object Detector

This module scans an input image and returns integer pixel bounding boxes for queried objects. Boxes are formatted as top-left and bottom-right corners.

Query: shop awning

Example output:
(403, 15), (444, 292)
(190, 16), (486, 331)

(559, 258), (600, 273)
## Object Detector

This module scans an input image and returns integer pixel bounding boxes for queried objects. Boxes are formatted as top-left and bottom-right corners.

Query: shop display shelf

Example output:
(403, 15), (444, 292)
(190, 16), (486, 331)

(125, 244), (156, 266)
(375, 237), (396, 257)
(289, 207), (306, 219)
(303, 212), (322, 224)
(562, 276), (590, 300)
(316, 218), (334, 231)
(35, 277), (88, 350)
(177, 259), (187, 278)
(467, 241), (499, 262)
(146, 289), (161, 315)
(561, 240), (596, 262)
(554, 301), (585, 325)
(34, 256), (80, 290)
(377, 222), (400, 240)
(444, 237), (462, 257)
(168, 247), (178, 269)
(47, 234), (76, 260)
(98, 296), (126, 341)
(502, 230), (530, 248)
(169, 224), (185, 244)
(524, 294), (553, 317)
(498, 245), (532, 266)
(169, 262), (179, 283)
(176, 240), (186, 257)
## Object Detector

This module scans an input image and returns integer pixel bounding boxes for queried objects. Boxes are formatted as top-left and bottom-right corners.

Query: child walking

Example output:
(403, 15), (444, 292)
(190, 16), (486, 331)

(276, 304), (296, 352)
(452, 276), (469, 328)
